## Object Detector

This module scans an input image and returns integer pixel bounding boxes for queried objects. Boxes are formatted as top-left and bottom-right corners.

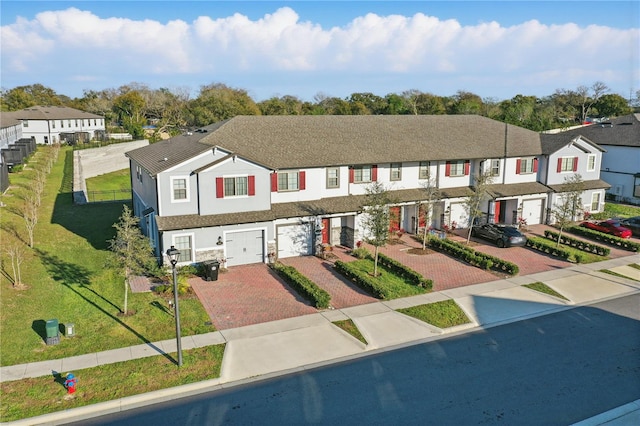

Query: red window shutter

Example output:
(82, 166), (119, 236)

(464, 160), (470, 175)
(248, 175), (255, 196)
(372, 165), (378, 181)
(516, 159), (521, 174)
(557, 158), (562, 173)
(299, 171), (306, 190)
(349, 168), (354, 183)
(573, 157), (578, 171)
(216, 177), (224, 198)
(445, 162), (451, 177)
(271, 172), (278, 192)
(533, 158), (538, 172)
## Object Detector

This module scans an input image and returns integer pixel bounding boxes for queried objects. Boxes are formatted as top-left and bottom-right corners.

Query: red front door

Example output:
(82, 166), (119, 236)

(494, 201), (501, 224)
(322, 219), (330, 244)
(389, 206), (401, 232)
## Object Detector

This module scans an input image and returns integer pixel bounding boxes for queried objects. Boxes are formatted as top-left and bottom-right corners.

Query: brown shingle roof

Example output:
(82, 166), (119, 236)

(486, 182), (551, 198)
(8, 106), (103, 120)
(127, 115), (542, 175)
(542, 114), (639, 150)
(547, 179), (611, 193)
(155, 185), (474, 231)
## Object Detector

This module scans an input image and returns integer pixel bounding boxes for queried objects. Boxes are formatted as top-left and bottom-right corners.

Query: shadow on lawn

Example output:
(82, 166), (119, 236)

(36, 249), (175, 364)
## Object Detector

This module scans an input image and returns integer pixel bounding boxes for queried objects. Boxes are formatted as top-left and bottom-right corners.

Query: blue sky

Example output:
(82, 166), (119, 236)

(1, 1), (638, 102)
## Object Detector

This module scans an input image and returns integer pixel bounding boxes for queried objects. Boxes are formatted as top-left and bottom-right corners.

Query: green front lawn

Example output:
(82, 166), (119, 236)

(348, 258), (428, 299)
(0, 147), (213, 367)
(0, 344), (225, 422)
(397, 300), (471, 328)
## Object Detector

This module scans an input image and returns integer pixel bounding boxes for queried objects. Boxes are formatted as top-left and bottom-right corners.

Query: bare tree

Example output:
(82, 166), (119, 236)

(360, 182), (393, 277)
(552, 174), (585, 247)
(22, 192), (39, 248)
(3, 241), (26, 287)
(465, 167), (494, 244)
(576, 81), (609, 123)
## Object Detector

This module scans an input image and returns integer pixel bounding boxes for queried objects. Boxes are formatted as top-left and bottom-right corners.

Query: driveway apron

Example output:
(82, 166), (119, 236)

(190, 264), (317, 330)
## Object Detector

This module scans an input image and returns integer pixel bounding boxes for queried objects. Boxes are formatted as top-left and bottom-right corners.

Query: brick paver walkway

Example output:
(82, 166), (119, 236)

(190, 264), (317, 330)
(280, 252), (378, 309)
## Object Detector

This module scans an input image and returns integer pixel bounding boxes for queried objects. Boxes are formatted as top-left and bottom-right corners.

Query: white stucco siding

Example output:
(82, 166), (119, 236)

(502, 157), (539, 184)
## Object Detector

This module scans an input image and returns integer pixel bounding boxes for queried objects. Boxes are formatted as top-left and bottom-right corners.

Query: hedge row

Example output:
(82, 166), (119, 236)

(334, 260), (390, 299)
(427, 237), (519, 275)
(376, 253), (433, 290)
(525, 237), (573, 261)
(544, 230), (610, 256)
(272, 263), (331, 309)
(567, 226), (640, 252)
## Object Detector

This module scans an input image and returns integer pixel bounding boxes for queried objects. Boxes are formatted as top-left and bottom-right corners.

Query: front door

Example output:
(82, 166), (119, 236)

(322, 219), (330, 244)
(389, 206), (401, 232)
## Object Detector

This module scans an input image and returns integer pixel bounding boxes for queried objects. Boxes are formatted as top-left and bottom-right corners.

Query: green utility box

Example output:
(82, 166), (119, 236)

(45, 319), (60, 345)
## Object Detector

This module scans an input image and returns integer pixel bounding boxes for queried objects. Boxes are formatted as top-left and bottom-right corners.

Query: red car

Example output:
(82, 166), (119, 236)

(580, 220), (632, 239)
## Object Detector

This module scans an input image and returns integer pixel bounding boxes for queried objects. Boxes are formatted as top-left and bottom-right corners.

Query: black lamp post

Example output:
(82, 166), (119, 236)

(166, 245), (182, 367)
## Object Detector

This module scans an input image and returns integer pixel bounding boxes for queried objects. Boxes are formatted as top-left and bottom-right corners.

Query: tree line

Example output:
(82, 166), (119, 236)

(1, 82), (637, 141)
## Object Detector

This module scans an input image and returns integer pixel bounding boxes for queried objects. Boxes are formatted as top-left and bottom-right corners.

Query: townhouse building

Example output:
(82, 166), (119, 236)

(543, 114), (639, 205)
(125, 115), (608, 267)
(2, 106), (106, 145)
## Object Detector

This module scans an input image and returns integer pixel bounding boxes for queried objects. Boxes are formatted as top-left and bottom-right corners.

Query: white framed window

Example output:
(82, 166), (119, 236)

(136, 165), (143, 183)
(171, 177), (189, 202)
(390, 163), (402, 181)
(51, 120), (56, 129)
(587, 154), (596, 172)
(173, 234), (193, 263)
(60, 120), (64, 128)
(326, 167), (339, 188)
(68, 120), (72, 127)
(278, 171), (299, 191)
(22, 120), (29, 128)
(354, 166), (372, 183)
(418, 161), (430, 179)
(520, 158), (535, 174)
(560, 157), (575, 172)
(490, 159), (501, 176)
(448, 161), (465, 177)
(224, 176), (248, 196)
(591, 192), (601, 212)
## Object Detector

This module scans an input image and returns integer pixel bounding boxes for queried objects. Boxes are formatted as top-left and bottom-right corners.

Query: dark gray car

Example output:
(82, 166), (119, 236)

(471, 223), (527, 248)
(620, 216), (640, 237)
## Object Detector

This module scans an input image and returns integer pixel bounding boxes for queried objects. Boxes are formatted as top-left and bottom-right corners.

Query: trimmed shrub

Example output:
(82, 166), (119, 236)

(544, 230), (610, 256)
(427, 237), (519, 275)
(334, 260), (390, 299)
(273, 263), (331, 309)
(566, 226), (640, 252)
(525, 237), (572, 261)
(377, 253), (433, 290)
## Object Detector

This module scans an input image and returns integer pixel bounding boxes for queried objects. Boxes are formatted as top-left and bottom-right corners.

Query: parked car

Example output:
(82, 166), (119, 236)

(580, 220), (632, 239)
(619, 216), (640, 237)
(470, 223), (527, 248)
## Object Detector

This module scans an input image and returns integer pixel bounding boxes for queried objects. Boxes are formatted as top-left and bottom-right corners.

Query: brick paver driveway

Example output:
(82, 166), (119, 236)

(190, 264), (317, 330)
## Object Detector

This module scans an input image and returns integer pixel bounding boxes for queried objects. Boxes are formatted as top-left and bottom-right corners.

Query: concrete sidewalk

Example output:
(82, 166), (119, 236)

(2, 255), (639, 425)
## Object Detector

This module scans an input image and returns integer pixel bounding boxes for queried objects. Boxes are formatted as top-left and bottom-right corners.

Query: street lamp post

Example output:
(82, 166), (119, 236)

(166, 245), (183, 367)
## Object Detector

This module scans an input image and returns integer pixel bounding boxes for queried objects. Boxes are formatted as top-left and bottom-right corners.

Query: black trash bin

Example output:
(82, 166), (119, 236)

(203, 260), (220, 281)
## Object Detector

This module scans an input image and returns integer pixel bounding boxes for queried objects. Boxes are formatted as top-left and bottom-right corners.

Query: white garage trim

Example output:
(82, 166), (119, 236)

(521, 198), (545, 225)
(225, 229), (265, 266)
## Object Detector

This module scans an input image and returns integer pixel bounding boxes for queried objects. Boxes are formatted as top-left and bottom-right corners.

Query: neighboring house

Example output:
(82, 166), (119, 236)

(544, 114), (640, 205)
(125, 115), (605, 267)
(2, 106), (106, 145)
(540, 132), (609, 221)
(0, 113), (31, 193)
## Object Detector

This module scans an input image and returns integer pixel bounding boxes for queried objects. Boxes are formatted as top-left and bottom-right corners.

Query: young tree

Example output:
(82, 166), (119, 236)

(2, 241), (26, 288)
(552, 174), (585, 247)
(22, 191), (39, 248)
(419, 168), (441, 250)
(465, 167), (494, 244)
(108, 205), (158, 315)
(360, 182), (393, 277)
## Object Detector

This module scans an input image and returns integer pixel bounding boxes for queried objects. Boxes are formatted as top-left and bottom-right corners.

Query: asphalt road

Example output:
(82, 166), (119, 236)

(76, 294), (640, 426)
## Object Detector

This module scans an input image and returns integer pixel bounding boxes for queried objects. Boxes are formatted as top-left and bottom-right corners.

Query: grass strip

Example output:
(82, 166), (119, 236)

(524, 282), (569, 301)
(397, 300), (470, 328)
(599, 269), (640, 282)
(0, 344), (225, 422)
(333, 319), (367, 345)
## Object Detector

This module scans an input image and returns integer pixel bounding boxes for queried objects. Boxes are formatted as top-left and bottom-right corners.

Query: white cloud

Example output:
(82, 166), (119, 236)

(1, 6), (637, 99)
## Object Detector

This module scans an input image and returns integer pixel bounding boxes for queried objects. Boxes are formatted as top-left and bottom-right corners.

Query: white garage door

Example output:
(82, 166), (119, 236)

(226, 230), (264, 266)
(449, 202), (467, 228)
(522, 198), (544, 225)
(278, 223), (312, 258)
